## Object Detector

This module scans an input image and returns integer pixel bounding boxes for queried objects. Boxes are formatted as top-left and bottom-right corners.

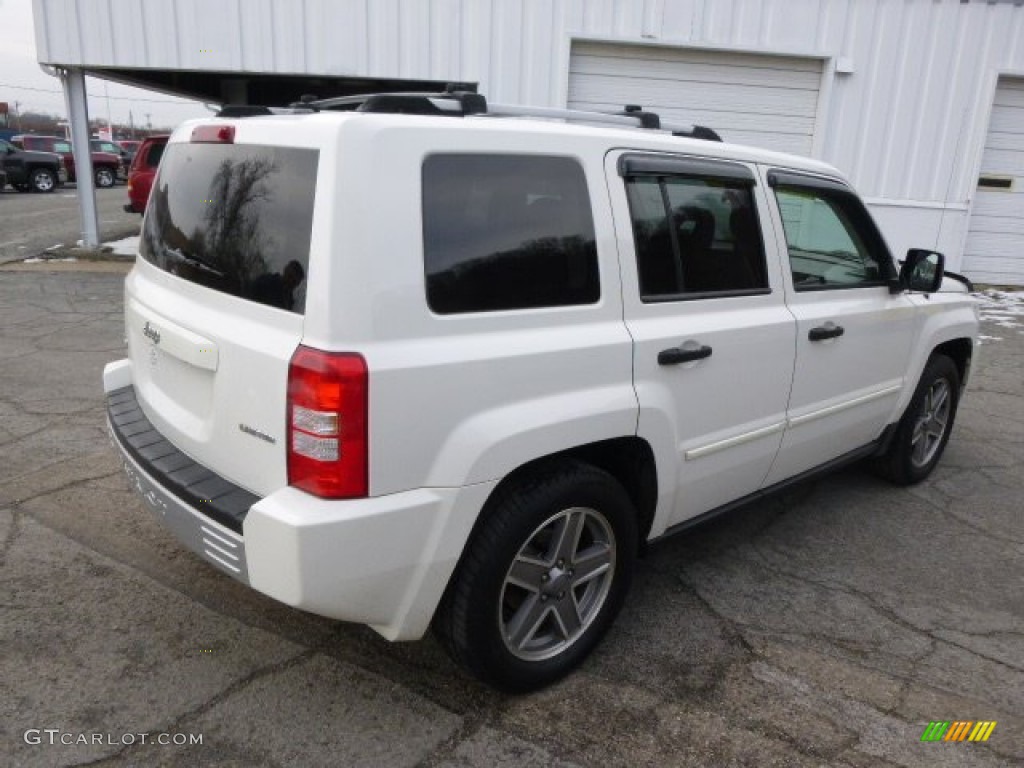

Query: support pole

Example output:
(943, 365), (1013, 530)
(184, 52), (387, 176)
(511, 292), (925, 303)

(62, 68), (100, 248)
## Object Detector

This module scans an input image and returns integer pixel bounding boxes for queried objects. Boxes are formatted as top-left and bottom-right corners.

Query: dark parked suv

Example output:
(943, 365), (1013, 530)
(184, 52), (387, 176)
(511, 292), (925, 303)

(0, 137), (67, 193)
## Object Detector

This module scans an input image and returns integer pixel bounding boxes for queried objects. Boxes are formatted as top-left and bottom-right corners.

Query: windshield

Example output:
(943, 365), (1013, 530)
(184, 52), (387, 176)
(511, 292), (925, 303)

(139, 142), (319, 314)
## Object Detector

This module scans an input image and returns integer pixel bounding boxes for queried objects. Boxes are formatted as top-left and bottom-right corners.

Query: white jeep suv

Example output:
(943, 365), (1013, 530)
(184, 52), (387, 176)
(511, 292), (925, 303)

(104, 90), (979, 692)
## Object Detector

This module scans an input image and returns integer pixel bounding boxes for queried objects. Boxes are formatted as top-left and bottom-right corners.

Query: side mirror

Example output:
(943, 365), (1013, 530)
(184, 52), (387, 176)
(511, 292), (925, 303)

(900, 248), (945, 293)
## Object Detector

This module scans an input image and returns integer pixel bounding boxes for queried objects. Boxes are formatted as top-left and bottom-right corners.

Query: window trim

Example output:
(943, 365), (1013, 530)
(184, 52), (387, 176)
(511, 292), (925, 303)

(641, 286), (772, 303)
(619, 153), (756, 184)
(768, 168), (897, 291)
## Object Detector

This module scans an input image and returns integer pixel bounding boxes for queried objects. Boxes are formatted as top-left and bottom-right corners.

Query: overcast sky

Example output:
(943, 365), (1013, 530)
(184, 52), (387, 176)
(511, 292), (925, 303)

(0, 0), (210, 130)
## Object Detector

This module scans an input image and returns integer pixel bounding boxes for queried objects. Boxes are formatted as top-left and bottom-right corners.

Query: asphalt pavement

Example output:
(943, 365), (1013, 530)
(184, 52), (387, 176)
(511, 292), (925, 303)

(0, 186), (140, 264)
(1, 262), (1022, 767)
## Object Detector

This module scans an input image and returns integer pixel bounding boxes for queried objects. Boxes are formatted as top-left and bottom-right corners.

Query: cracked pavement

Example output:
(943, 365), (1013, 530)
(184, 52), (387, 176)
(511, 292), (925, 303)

(1, 265), (1021, 767)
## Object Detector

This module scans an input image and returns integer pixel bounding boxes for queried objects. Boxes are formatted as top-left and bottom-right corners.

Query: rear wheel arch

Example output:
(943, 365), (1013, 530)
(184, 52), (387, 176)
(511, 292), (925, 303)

(476, 437), (658, 551)
(434, 456), (640, 691)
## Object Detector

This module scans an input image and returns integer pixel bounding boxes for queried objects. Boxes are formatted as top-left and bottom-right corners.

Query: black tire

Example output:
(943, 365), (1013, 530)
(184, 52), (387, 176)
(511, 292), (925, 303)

(874, 355), (960, 485)
(435, 461), (638, 693)
(94, 167), (116, 188)
(29, 168), (57, 193)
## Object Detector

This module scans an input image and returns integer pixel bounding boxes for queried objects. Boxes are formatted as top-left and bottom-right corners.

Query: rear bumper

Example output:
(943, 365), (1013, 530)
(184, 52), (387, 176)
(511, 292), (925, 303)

(103, 359), (494, 641)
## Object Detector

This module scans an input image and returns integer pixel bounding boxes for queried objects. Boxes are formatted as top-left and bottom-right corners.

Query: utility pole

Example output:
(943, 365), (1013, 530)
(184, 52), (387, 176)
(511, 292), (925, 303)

(13, 100), (20, 131)
(103, 81), (113, 139)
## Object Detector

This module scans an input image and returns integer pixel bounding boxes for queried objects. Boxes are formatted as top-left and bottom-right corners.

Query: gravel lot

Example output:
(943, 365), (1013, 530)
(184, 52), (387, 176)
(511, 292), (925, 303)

(0, 186), (140, 264)
(1, 263), (1022, 767)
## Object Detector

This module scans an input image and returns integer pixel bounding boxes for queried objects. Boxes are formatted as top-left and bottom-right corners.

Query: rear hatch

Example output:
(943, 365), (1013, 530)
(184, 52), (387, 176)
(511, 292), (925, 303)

(127, 124), (319, 496)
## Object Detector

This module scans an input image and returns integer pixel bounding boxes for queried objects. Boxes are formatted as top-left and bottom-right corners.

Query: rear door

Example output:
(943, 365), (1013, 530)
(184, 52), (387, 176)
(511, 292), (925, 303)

(126, 128), (320, 495)
(609, 152), (796, 533)
(761, 168), (917, 484)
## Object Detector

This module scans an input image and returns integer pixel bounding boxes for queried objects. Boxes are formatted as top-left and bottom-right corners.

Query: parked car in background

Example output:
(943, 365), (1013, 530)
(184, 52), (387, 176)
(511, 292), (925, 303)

(124, 135), (168, 214)
(12, 134), (122, 188)
(118, 139), (142, 166)
(91, 138), (132, 176)
(0, 137), (67, 193)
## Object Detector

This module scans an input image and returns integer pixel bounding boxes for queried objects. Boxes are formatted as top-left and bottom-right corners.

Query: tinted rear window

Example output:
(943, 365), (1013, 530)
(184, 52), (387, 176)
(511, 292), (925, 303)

(140, 143), (318, 314)
(422, 154), (599, 314)
(144, 142), (166, 168)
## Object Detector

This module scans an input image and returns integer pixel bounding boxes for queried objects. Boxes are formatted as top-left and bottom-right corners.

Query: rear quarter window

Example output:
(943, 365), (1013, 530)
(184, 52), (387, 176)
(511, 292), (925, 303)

(139, 142), (319, 314)
(144, 142), (166, 168)
(422, 154), (599, 314)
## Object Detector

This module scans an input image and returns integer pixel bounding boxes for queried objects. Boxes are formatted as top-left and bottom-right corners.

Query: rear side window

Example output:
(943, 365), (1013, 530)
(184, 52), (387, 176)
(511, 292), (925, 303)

(144, 142), (165, 168)
(625, 175), (768, 299)
(422, 154), (599, 314)
(140, 143), (318, 314)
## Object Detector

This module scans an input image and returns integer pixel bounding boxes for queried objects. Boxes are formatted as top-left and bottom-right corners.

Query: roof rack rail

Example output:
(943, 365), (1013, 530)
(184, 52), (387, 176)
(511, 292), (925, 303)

(674, 125), (723, 142)
(241, 87), (723, 141)
(216, 104), (314, 118)
(484, 102), (719, 141)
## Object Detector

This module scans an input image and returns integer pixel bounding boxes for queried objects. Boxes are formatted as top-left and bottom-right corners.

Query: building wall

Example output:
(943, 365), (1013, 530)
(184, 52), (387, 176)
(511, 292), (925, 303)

(35, 0), (1024, 274)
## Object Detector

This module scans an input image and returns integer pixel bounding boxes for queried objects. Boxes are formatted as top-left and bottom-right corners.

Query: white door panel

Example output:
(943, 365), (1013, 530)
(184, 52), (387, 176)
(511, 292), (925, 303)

(631, 302), (795, 520)
(765, 289), (915, 483)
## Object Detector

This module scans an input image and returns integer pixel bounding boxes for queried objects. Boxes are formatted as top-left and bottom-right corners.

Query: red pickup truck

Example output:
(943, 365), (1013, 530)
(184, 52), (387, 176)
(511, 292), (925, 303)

(11, 134), (124, 188)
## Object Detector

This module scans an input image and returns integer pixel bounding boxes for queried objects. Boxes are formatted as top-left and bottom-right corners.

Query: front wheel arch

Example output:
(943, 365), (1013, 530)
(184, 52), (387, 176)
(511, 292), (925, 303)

(873, 354), (960, 485)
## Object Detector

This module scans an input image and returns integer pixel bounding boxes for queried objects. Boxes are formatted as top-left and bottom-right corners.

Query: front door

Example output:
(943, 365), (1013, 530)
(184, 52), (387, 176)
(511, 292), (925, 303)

(608, 152), (797, 535)
(761, 168), (917, 485)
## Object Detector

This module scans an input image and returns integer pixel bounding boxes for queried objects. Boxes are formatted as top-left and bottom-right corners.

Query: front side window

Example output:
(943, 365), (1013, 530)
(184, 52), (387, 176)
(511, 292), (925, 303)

(140, 142), (319, 314)
(773, 185), (890, 289)
(625, 175), (768, 299)
(422, 154), (599, 314)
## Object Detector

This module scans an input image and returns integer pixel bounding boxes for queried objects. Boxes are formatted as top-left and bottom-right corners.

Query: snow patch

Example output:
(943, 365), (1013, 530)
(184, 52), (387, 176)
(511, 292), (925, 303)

(974, 289), (1024, 324)
(103, 235), (139, 257)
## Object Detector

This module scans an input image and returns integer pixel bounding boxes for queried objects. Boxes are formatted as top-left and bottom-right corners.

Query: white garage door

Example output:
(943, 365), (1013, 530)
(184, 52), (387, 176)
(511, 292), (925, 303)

(963, 78), (1024, 286)
(567, 42), (823, 156)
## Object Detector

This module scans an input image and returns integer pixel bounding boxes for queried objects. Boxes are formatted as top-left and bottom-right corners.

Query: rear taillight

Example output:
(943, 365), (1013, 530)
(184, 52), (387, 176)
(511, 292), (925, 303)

(287, 346), (368, 499)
